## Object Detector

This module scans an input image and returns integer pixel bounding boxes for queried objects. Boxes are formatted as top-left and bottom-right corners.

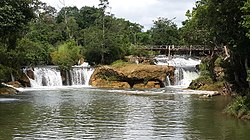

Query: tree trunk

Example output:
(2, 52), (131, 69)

(168, 45), (171, 58)
(244, 58), (250, 88)
(224, 45), (230, 60)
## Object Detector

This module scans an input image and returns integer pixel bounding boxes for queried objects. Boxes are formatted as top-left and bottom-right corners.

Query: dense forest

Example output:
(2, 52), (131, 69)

(1, 0), (250, 118)
(0, 0), (180, 80)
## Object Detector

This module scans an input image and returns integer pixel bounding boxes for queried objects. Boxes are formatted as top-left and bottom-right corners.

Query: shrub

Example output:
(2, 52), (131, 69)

(214, 56), (224, 67)
(225, 96), (250, 119)
(111, 60), (128, 67)
(51, 40), (81, 70)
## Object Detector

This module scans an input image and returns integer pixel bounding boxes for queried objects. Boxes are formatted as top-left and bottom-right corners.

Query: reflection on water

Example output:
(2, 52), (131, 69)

(0, 88), (250, 139)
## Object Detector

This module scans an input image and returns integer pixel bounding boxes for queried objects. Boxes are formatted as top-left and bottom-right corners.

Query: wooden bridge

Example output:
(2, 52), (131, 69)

(142, 45), (223, 56)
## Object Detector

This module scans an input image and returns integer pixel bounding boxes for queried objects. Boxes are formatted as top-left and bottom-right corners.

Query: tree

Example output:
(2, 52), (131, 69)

(242, 0), (250, 39)
(98, 0), (110, 64)
(180, 8), (210, 46)
(149, 17), (179, 45)
(56, 6), (79, 40)
(0, 0), (35, 50)
(16, 38), (52, 66)
(185, 0), (250, 91)
(77, 6), (102, 29)
(51, 40), (81, 69)
(56, 6), (79, 23)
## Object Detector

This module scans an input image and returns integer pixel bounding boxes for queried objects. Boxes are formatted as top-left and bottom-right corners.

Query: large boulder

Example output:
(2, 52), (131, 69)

(90, 64), (175, 89)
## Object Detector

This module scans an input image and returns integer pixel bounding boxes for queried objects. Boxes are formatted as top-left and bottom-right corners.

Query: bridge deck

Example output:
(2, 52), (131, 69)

(141, 45), (223, 56)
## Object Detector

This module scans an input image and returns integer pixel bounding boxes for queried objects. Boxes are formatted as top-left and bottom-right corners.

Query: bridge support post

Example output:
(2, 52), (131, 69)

(168, 45), (171, 58)
(189, 45), (192, 56)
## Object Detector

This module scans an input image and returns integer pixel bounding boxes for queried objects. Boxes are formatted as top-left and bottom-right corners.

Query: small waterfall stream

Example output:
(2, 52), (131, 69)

(154, 55), (200, 87)
(70, 66), (94, 86)
(24, 65), (94, 87)
(30, 67), (63, 87)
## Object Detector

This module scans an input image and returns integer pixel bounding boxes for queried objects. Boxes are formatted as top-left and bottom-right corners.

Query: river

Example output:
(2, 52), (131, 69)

(1, 87), (250, 139)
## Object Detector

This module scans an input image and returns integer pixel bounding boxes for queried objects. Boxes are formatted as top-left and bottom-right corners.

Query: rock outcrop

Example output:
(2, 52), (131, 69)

(0, 83), (20, 94)
(18, 74), (31, 87)
(90, 64), (175, 89)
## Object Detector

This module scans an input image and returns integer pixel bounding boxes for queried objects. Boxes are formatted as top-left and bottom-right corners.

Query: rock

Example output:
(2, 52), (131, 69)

(26, 69), (34, 80)
(134, 81), (161, 89)
(189, 80), (206, 90)
(0, 83), (19, 94)
(18, 74), (31, 87)
(124, 56), (155, 65)
(90, 64), (175, 89)
(199, 92), (221, 98)
(78, 57), (85, 65)
(214, 66), (224, 81)
(0, 87), (18, 94)
(7, 81), (22, 88)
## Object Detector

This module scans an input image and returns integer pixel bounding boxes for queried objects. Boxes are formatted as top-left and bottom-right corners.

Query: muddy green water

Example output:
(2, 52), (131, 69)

(0, 87), (250, 139)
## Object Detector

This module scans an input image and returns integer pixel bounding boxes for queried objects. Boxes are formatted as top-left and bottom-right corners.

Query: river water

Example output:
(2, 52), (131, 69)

(1, 87), (250, 139)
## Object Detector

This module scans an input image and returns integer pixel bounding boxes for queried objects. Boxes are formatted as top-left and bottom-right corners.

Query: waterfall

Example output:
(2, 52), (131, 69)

(70, 67), (94, 86)
(23, 64), (95, 87)
(32, 67), (63, 87)
(174, 67), (199, 86)
(165, 75), (171, 86)
(154, 55), (200, 87)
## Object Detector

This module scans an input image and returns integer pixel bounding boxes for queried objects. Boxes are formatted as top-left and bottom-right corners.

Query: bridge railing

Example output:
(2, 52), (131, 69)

(144, 45), (223, 51)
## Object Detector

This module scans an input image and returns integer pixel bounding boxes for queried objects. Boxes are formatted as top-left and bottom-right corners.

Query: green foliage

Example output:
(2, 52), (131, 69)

(51, 40), (81, 69)
(111, 60), (129, 67)
(56, 6), (79, 23)
(0, 0), (35, 50)
(136, 32), (151, 45)
(77, 6), (102, 29)
(199, 57), (213, 77)
(214, 56), (223, 67)
(247, 70), (250, 82)
(81, 15), (144, 65)
(26, 19), (64, 45)
(190, 55), (227, 90)
(16, 38), (52, 66)
(126, 44), (158, 57)
(149, 17), (180, 45)
(242, 1), (250, 38)
(225, 96), (250, 119)
(0, 65), (13, 82)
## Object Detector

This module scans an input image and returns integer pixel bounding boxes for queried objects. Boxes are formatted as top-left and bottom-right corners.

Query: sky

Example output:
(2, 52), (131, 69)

(41, 0), (197, 30)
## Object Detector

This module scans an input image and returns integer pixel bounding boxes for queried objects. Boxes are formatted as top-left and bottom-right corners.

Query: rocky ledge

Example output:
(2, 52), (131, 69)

(90, 64), (175, 89)
(0, 81), (22, 94)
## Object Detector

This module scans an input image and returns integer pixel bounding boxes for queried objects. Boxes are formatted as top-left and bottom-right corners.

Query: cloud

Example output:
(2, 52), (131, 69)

(41, 0), (197, 30)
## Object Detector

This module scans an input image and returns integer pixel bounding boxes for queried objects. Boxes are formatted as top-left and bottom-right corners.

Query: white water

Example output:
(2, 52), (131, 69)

(70, 67), (94, 86)
(155, 55), (201, 67)
(174, 67), (199, 86)
(32, 67), (63, 87)
(155, 55), (200, 87)
(24, 64), (94, 87)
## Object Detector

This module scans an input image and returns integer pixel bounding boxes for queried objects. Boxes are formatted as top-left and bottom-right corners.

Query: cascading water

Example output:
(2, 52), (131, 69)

(29, 67), (63, 87)
(174, 67), (199, 86)
(70, 66), (94, 86)
(24, 63), (94, 87)
(154, 55), (200, 87)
